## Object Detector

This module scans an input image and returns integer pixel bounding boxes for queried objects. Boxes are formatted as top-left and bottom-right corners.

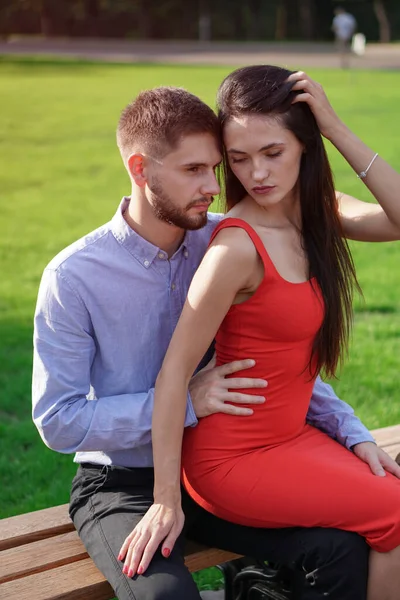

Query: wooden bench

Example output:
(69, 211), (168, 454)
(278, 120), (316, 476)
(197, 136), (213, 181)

(1, 424), (400, 600)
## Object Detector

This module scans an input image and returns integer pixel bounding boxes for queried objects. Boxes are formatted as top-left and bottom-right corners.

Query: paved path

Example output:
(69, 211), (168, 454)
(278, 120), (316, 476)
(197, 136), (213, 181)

(200, 591), (224, 599)
(1, 37), (400, 69)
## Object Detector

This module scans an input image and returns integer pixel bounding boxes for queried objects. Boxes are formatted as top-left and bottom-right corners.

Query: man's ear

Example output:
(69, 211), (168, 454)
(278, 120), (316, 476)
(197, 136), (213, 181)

(127, 154), (147, 188)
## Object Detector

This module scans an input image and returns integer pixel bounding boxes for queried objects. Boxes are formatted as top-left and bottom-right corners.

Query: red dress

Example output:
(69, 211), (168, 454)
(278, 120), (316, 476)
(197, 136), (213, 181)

(182, 218), (400, 552)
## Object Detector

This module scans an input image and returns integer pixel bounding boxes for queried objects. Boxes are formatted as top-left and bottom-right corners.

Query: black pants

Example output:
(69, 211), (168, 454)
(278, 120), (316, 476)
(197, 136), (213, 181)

(70, 464), (369, 600)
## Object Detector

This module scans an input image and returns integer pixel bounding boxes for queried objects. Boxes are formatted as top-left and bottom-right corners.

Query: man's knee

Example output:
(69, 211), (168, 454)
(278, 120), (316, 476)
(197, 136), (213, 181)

(296, 529), (369, 600)
(140, 573), (200, 600)
(113, 555), (201, 600)
(311, 528), (369, 570)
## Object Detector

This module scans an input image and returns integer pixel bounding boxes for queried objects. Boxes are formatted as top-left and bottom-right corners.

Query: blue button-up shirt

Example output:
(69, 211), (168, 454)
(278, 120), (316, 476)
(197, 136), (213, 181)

(32, 198), (374, 468)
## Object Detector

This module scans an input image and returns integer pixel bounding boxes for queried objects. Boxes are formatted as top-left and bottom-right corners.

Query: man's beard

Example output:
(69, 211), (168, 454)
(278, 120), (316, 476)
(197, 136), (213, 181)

(149, 178), (211, 230)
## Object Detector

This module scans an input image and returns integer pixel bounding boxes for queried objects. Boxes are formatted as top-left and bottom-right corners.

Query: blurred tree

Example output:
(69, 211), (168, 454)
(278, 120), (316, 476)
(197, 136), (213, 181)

(373, 0), (391, 41)
(3, 0), (400, 41)
(71, 0), (101, 36)
(246, 0), (264, 39)
(298, 0), (315, 39)
(16, 0), (56, 36)
(275, 0), (288, 40)
(198, 0), (211, 40)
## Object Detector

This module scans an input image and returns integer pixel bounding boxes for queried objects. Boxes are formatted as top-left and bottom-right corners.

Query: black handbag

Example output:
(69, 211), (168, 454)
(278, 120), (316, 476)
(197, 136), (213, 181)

(218, 558), (292, 600)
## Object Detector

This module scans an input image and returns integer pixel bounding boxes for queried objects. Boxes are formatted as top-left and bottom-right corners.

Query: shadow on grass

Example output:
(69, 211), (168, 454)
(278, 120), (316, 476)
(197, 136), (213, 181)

(354, 304), (397, 314)
(0, 316), (34, 419)
(0, 55), (226, 71)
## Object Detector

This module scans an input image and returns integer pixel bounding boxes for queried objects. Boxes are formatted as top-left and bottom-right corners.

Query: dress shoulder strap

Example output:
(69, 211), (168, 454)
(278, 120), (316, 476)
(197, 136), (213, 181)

(208, 217), (277, 277)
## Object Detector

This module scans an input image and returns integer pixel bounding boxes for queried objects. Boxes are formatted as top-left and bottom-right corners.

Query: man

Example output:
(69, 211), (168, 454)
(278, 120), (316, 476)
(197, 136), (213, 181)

(33, 86), (397, 600)
(332, 6), (357, 68)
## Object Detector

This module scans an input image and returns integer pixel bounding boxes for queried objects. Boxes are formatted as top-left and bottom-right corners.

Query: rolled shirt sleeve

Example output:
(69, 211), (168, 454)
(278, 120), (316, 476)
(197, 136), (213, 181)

(307, 376), (375, 449)
(32, 268), (197, 455)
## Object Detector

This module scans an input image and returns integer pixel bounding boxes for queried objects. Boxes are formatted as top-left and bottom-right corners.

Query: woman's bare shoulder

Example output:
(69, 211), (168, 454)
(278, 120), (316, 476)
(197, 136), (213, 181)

(210, 221), (257, 257)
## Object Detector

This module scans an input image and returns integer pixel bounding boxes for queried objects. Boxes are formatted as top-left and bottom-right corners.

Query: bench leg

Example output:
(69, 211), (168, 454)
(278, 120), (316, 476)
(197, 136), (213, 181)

(217, 558), (240, 600)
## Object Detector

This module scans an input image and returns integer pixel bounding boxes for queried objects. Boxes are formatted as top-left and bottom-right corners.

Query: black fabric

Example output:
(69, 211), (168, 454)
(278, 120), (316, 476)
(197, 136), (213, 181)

(70, 464), (369, 600)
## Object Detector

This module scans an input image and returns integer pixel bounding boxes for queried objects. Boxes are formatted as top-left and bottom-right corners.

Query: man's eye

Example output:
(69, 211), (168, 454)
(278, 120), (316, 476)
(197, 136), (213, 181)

(188, 167), (199, 173)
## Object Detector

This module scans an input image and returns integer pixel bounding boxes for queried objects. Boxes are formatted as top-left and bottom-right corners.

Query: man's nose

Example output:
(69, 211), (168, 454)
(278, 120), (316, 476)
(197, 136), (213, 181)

(202, 172), (221, 196)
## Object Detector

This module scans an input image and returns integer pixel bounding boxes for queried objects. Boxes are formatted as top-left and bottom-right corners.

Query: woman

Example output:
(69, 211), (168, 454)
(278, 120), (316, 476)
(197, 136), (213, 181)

(121, 66), (400, 598)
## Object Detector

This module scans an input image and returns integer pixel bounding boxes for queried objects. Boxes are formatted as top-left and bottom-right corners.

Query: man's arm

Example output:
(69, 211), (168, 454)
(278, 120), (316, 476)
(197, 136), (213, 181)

(307, 376), (375, 449)
(33, 268), (266, 454)
(308, 377), (400, 479)
(32, 268), (197, 454)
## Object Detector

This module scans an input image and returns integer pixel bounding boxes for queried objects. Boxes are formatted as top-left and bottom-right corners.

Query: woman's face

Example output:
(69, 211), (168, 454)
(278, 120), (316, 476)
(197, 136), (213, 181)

(224, 114), (304, 209)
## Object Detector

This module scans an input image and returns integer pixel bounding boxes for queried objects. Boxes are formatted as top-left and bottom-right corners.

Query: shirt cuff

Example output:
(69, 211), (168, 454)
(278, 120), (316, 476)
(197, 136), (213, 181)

(347, 431), (376, 450)
(185, 391), (198, 428)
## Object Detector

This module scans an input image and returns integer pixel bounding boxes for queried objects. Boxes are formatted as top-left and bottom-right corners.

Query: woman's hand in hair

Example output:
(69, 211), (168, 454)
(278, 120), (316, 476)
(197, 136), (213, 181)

(287, 71), (345, 141)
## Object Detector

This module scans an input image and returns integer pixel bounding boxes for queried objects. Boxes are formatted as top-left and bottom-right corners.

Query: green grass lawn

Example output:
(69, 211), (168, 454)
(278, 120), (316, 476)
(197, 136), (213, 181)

(1, 57), (400, 591)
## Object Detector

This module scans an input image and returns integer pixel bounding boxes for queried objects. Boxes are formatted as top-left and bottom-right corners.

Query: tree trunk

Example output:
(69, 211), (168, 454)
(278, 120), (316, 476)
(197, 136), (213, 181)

(137, 0), (150, 39)
(86, 0), (99, 37)
(373, 0), (391, 43)
(39, 0), (53, 37)
(275, 0), (288, 40)
(298, 0), (314, 40)
(246, 0), (263, 39)
(233, 4), (246, 40)
(198, 0), (211, 41)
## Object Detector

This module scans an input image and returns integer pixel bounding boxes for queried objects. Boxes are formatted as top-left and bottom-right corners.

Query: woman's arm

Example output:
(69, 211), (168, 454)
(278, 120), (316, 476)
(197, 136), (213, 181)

(289, 71), (400, 242)
(336, 189), (400, 242)
(153, 228), (257, 506)
(119, 227), (261, 576)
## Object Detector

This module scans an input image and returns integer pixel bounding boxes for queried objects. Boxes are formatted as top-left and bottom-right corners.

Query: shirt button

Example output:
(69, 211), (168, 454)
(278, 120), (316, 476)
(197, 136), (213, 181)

(158, 252), (165, 260)
(184, 250), (189, 258)
(171, 283), (176, 291)
(144, 260), (150, 267)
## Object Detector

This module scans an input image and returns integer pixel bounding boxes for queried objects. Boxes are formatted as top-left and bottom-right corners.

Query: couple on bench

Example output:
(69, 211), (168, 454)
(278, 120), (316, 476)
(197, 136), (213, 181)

(33, 65), (400, 599)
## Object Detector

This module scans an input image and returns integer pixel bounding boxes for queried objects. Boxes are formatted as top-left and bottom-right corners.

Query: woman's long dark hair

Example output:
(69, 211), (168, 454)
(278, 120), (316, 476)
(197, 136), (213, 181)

(217, 65), (360, 378)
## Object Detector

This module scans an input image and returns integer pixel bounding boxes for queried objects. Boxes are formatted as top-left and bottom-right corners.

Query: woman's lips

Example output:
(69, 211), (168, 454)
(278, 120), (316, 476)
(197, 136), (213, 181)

(252, 186), (276, 194)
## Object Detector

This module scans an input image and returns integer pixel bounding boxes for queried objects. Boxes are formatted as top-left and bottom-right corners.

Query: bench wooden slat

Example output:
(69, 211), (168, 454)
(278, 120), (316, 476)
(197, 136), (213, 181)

(377, 442), (400, 460)
(0, 423), (399, 599)
(185, 546), (241, 573)
(0, 531), (87, 584)
(0, 526), (240, 585)
(372, 424), (400, 449)
(0, 557), (114, 600)
(0, 504), (74, 551)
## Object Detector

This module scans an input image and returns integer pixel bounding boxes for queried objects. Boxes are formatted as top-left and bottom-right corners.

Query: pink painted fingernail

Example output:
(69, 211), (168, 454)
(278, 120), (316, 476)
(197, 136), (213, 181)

(117, 553), (123, 561)
(137, 566), (144, 575)
(128, 569), (134, 578)
(122, 566), (128, 574)
(163, 548), (171, 558)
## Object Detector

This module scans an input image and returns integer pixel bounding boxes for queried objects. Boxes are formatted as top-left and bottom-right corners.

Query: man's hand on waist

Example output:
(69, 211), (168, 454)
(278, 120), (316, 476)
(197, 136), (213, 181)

(189, 356), (267, 418)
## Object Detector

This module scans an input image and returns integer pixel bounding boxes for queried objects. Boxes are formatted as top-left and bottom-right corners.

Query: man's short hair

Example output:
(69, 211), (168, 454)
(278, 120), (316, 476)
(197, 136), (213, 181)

(117, 87), (221, 162)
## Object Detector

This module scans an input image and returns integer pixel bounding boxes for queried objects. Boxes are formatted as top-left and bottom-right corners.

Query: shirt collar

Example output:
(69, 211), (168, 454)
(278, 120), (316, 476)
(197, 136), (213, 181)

(111, 197), (193, 269)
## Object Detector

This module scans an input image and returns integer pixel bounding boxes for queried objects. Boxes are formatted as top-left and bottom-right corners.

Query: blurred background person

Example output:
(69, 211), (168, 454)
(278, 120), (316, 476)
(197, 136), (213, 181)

(332, 6), (357, 68)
